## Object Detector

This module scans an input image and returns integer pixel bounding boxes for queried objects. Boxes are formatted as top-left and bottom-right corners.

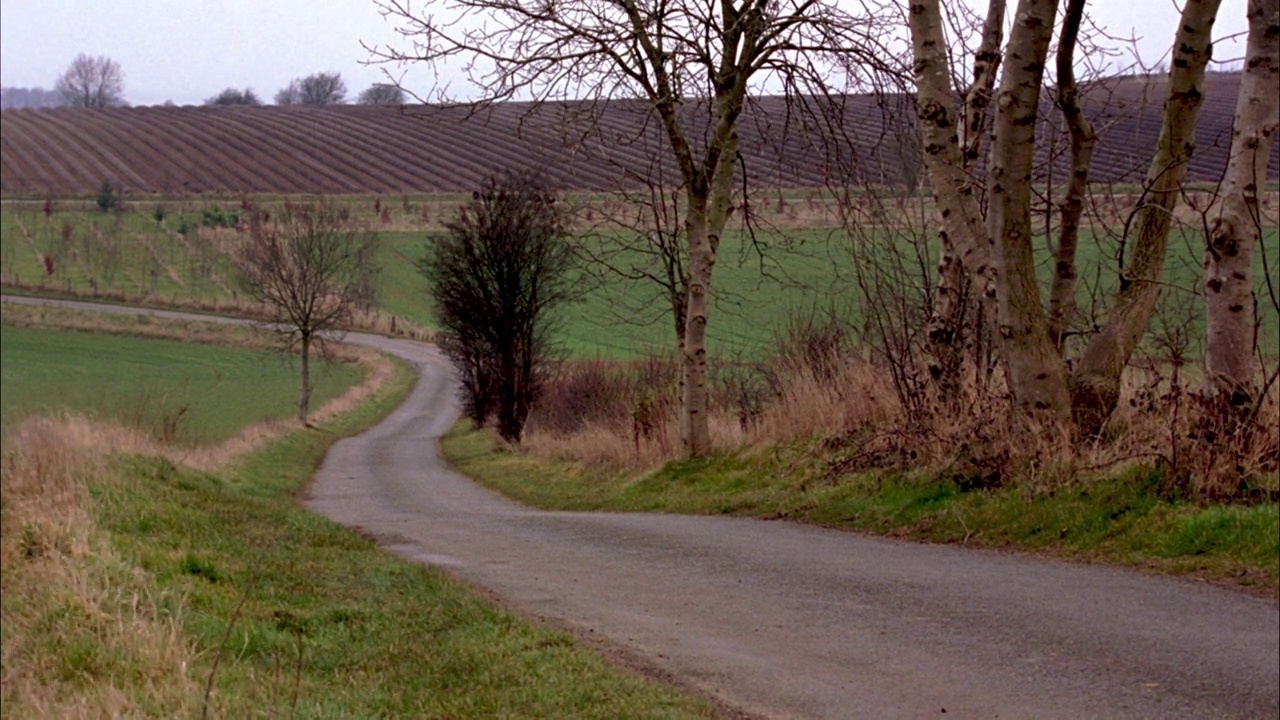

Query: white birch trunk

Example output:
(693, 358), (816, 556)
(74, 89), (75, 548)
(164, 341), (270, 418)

(987, 0), (1072, 432)
(1204, 0), (1280, 408)
(1070, 0), (1221, 436)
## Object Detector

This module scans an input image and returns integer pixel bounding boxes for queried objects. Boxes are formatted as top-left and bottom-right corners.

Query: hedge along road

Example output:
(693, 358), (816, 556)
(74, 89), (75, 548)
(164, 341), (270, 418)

(4, 295), (1277, 719)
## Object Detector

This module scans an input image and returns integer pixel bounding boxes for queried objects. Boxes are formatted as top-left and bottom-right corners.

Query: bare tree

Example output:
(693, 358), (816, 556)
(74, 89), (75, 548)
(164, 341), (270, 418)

(235, 202), (379, 423)
(274, 80), (302, 106)
(909, 0), (1222, 439)
(56, 54), (125, 108)
(276, 73), (347, 105)
(1203, 0), (1280, 411)
(358, 83), (405, 105)
(419, 171), (577, 443)
(371, 0), (897, 457)
(205, 87), (263, 106)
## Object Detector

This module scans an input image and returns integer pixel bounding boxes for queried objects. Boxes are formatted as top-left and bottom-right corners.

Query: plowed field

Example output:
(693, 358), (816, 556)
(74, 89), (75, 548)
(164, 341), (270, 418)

(2, 73), (1273, 197)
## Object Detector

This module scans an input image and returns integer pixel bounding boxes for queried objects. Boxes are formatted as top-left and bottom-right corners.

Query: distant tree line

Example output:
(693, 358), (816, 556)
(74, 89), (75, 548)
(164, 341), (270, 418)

(1, 87), (66, 110)
(3, 57), (406, 110)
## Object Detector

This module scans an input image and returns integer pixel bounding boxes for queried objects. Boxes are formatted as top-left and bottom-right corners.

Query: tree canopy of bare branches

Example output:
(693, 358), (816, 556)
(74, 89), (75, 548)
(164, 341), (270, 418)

(56, 54), (125, 108)
(358, 83), (405, 105)
(370, 0), (900, 457)
(276, 72), (348, 106)
(235, 202), (379, 423)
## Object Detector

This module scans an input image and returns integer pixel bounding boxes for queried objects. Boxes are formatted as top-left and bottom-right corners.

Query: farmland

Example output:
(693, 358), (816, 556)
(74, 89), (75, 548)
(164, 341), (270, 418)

(2, 200), (1277, 359)
(0, 323), (362, 444)
(1, 73), (1275, 198)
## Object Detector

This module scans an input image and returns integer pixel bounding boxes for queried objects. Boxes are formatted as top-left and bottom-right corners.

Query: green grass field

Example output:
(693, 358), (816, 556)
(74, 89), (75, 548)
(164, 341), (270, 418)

(0, 324), (361, 445)
(3, 201), (1277, 359)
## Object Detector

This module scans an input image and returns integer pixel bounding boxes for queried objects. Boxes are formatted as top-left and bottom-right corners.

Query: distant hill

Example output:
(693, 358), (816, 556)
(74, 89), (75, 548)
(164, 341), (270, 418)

(0, 72), (1273, 197)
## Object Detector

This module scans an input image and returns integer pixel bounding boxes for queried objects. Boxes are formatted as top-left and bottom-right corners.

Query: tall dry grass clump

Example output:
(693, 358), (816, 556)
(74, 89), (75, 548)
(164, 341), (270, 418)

(1, 416), (200, 718)
(523, 357), (680, 468)
(521, 319), (1277, 502)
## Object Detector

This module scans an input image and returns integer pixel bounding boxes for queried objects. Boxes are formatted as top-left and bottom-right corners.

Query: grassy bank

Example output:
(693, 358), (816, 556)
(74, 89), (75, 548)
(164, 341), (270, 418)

(0, 315), (715, 717)
(442, 424), (1279, 596)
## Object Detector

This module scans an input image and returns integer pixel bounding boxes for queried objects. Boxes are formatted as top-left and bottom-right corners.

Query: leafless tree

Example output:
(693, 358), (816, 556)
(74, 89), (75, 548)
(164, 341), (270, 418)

(370, 0), (899, 457)
(56, 54), (125, 108)
(358, 83), (405, 105)
(276, 73), (347, 105)
(909, 0), (1222, 440)
(419, 171), (577, 443)
(235, 202), (379, 423)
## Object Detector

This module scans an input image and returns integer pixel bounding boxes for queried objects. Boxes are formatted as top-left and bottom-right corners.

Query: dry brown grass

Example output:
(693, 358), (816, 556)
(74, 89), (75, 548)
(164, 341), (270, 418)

(522, 348), (1278, 499)
(1, 417), (200, 718)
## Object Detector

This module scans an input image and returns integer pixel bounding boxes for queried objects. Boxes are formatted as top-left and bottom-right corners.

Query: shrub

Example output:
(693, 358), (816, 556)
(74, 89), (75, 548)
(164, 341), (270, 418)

(95, 181), (120, 213)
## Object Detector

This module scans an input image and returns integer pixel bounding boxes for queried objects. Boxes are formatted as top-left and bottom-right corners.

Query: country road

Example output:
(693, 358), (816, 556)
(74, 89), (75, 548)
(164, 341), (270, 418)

(5, 295), (1279, 719)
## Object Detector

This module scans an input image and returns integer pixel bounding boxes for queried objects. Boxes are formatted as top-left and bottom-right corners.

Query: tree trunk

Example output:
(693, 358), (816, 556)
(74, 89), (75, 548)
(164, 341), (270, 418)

(1070, 0), (1221, 437)
(680, 195), (715, 458)
(960, 0), (1007, 173)
(987, 0), (1072, 433)
(1046, 0), (1097, 351)
(908, 0), (1000, 385)
(1205, 0), (1280, 409)
(677, 84), (744, 459)
(298, 334), (312, 424)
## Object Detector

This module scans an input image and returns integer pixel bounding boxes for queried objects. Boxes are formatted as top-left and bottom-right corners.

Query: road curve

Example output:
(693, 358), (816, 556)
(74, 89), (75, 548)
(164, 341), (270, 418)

(5, 296), (1279, 719)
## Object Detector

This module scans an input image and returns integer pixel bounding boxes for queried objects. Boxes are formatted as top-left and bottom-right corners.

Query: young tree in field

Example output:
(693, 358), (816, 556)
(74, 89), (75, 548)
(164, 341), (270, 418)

(1203, 0), (1280, 413)
(908, 0), (1222, 439)
(371, 0), (897, 457)
(205, 87), (263, 106)
(419, 172), (576, 443)
(235, 202), (379, 424)
(56, 54), (125, 108)
(358, 83), (405, 105)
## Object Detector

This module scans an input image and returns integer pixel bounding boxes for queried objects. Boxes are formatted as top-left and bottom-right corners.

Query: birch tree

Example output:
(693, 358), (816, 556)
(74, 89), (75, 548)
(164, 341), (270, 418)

(909, 0), (1224, 438)
(370, 0), (896, 457)
(1203, 0), (1280, 411)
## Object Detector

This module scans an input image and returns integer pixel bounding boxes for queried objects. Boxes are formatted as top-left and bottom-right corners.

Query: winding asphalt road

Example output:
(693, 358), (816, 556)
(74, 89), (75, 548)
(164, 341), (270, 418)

(6, 296), (1279, 718)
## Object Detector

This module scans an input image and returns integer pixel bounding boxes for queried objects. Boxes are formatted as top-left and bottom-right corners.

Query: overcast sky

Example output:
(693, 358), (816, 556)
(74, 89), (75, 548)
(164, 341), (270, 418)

(0, 0), (1251, 107)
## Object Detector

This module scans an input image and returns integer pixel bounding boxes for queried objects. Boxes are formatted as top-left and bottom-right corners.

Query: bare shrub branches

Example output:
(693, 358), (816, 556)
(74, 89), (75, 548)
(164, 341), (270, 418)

(420, 171), (577, 443)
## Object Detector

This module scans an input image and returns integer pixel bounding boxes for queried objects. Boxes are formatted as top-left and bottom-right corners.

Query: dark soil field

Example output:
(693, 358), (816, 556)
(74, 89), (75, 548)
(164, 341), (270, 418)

(2, 73), (1273, 197)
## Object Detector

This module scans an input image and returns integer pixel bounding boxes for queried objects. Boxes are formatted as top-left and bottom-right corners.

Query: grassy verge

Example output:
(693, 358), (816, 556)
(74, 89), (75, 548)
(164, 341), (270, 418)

(1, 330), (715, 718)
(443, 424), (1280, 596)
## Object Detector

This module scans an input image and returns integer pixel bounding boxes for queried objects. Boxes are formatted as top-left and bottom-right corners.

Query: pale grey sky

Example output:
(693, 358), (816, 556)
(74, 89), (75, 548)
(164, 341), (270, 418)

(0, 0), (1250, 107)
